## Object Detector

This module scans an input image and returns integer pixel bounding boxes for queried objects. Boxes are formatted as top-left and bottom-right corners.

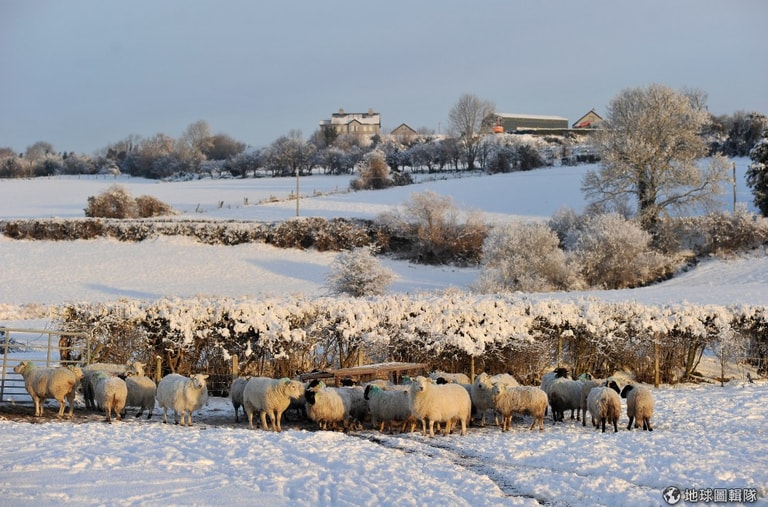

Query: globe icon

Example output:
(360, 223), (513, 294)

(663, 486), (682, 505)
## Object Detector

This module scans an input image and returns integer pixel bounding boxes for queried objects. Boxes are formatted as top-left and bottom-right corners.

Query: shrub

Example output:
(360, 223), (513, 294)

(351, 150), (395, 190)
(326, 246), (396, 297)
(378, 190), (487, 265)
(85, 185), (174, 219)
(475, 221), (583, 292)
(136, 195), (174, 218)
(568, 213), (672, 289)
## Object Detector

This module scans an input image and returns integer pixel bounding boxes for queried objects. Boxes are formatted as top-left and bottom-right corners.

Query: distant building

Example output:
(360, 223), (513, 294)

(390, 123), (418, 143)
(572, 109), (604, 129)
(319, 108), (381, 139)
(496, 113), (569, 133)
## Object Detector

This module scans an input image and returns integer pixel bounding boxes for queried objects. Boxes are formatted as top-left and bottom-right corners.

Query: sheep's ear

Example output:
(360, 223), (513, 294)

(319, 381), (326, 389)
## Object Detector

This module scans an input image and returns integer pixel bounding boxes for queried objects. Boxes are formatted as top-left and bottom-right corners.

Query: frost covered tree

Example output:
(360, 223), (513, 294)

(326, 247), (396, 297)
(448, 93), (496, 170)
(582, 84), (731, 233)
(746, 135), (768, 216)
(568, 213), (670, 289)
(475, 221), (582, 293)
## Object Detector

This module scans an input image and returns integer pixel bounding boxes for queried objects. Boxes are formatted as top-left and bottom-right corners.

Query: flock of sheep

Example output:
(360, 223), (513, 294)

(11, 360), (655, 436)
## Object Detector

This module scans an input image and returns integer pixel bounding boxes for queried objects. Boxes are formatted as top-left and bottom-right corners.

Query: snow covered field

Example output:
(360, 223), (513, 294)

(1, 160), (766, 506)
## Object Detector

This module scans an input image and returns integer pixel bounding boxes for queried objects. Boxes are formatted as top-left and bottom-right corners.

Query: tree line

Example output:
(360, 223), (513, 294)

(1, 92), (765, 182)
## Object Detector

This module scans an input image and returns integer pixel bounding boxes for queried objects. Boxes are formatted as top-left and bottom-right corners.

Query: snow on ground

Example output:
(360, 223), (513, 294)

(1, 160), (766, 506)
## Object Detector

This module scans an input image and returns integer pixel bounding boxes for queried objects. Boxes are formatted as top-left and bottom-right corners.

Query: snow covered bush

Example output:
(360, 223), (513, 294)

(378, 190), (487, 265)
(351, 150), (394, 190)
(747, 136), (768, 216)
(475, 221), (583, 293)
(567, 213), (671, 289)
(326, 246), (396, 297)
(85, 185), (174, 218)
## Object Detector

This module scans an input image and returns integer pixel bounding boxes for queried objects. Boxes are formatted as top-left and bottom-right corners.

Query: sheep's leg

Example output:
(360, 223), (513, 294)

(626, 416), (635, 431)
(643, 418), (653, 431)
(260, 411), (269, 431)
(247, 409), (255, 430)
(612, 418), (618, 432)
(162, 407), (168, 424)
(600, 418), (606, 433)
(275, 410), (285, 432)
(428, 419), (435, 438)
(459, 416), (467, 436)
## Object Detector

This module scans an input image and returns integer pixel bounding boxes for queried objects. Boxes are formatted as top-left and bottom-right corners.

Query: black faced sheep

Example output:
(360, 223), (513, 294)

(586, 380), (622, 433)
(621, 384), (654, 431)
(156, 373), (209, 426)
(408, 375), (471, 438)
(243, 377), (305, 431)
(304, 380), (367, 431)
(491, 384), (548, 431)
(13, 360), (82, 418)
(548, 372), (584, 423)
(429, 371), (471, 385)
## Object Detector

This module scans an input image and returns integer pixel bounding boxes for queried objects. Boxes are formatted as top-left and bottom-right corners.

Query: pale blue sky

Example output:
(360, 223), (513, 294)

(1, 0), (766, 155)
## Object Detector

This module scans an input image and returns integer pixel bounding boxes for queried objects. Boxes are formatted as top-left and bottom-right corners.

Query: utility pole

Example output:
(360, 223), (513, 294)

(733, 162), (737, 214)
(296, 167), (300, 216)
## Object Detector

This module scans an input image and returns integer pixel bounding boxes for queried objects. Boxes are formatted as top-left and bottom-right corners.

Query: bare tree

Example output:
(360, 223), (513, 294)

(583, 84), (730, 233)
(24, 141), (55, 161)
(448, 93), (496, 170)
(180, 120), (214, 158)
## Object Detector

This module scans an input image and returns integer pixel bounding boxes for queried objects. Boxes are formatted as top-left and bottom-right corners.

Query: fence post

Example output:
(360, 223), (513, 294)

(231, 356), (239, 380)
(155, 355), (163, 383)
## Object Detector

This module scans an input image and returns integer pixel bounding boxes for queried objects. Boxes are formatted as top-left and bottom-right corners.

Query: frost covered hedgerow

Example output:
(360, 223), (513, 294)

(55, 294), (768, 385)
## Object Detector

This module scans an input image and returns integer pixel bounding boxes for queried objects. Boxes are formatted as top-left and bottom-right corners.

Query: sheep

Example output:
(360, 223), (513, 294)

(82, 363), (129, 410)
(363, 384), (413, 433)
(13, 360), (82, 418)
(408, 375), (471, 438)
(156, 373), (209, 426)
(243, 376), (305, 431)
(470, 372), (500, 426)
(586, 380), (621, 433)
(548, 371), (584, 423)
(122, 362), (156, 419)
(621, 384), (654, 431)
(429, 371), (471, 385)
(540, 367), (568, 417)
(579, 377), (602, 426)
(92, 371), (128, 423)
(491, 384), (549, 431)
(304, 380), (367, 431)
(229, 376), (249, 423)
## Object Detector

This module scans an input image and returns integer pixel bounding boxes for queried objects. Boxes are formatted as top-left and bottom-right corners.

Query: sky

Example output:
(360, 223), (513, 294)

(1, 162), (767, 505)
(1, 0), (767, 155)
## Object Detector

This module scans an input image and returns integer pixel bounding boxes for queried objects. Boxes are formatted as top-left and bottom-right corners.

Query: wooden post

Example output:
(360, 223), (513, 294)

(155, 355), (163, 383)
(231, 356), (239, 380)
(654, 336), (660, 388)
(470, 356), (476, 382)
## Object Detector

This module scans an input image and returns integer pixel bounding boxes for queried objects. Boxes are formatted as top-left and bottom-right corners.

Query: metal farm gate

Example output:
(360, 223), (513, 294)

(0, 327), (89, 404)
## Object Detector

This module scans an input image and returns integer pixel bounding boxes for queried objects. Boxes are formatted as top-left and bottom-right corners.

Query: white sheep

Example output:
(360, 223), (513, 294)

(363, 384), (413, 433)
(408, 375), (471, 438)
(304, 380), (367, 431)
(579, 377), (602, 426)
(548, 372), (584, 423)
(122, 362), (156, 419)
(156, 373), (209, 426)
(229, 376), (249, 423)
(586, 380), (622, 433)
(81, 363), (129, 410)
(429, 371), (471, 385)
(243, 376), (305, 431)
(13, 360), (82, 418)
(92, 371), (128, 423)
(470, 372), (500, 426)
(491, 384), (549, 431)
(621, 384), (654, 431)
